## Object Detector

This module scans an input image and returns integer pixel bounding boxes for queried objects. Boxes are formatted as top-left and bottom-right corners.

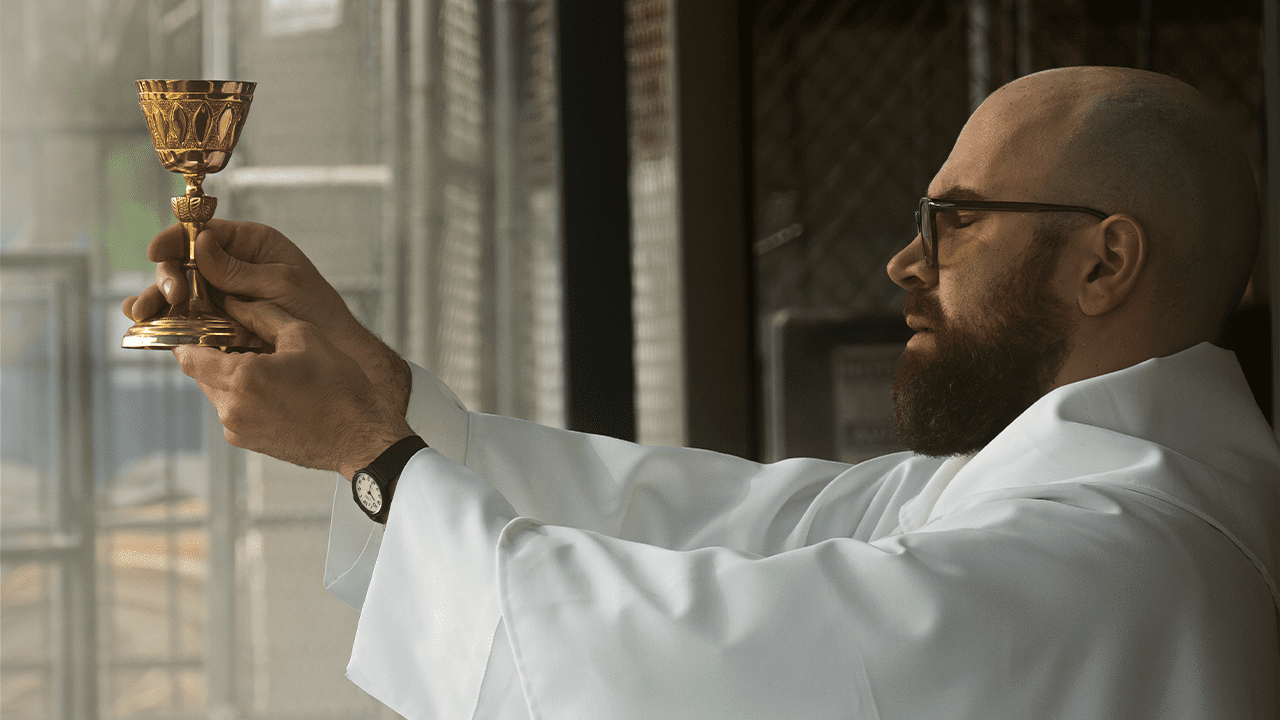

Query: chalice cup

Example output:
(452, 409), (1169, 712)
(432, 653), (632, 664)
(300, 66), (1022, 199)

(123, 79), (262, 351)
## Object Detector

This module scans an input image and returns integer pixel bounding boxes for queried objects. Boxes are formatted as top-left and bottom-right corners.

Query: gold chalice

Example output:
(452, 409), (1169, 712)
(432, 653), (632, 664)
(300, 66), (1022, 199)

(123, 79), (261, 351)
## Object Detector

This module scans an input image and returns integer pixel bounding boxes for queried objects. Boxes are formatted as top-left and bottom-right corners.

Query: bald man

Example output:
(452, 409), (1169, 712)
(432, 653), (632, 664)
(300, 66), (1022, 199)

(127, 67), (1278, 719)
(887, 67), (1261, 460)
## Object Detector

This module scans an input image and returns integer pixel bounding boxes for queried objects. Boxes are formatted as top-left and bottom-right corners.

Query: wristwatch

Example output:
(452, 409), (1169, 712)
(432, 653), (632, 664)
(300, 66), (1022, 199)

(352, 435), (428, 524)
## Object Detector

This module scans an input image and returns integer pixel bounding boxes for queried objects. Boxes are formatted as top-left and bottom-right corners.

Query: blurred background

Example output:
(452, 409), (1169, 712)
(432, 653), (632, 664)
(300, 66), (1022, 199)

(2, 0), (1276, 717)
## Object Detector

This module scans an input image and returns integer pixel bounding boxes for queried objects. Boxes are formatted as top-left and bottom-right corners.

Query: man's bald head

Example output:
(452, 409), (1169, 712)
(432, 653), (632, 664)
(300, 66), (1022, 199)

(889, 67), (1260, 455)
(985, 67), (1260, 345)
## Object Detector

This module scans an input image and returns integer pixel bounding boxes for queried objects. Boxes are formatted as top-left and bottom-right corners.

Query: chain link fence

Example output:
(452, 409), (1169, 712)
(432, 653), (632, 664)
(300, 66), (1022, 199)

(752, 0), (1267, 320)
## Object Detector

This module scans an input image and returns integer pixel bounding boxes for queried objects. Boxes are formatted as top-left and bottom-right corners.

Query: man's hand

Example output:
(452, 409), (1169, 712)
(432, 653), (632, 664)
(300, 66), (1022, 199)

(123, 220), (410, 417)
(175, 299), (413, 478)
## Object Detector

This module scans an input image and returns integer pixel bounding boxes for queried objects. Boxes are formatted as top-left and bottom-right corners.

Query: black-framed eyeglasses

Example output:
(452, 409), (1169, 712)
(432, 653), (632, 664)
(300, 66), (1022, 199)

(915, 197), (1109, 268)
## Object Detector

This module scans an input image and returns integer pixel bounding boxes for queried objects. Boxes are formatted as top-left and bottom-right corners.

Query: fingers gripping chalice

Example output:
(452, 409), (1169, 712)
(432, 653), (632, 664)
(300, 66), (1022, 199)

(123, 79), (262, 351)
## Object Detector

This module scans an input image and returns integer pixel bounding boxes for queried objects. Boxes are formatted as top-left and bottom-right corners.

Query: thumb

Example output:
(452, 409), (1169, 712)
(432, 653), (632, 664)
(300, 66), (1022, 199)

(195, 229), (269, 297)
(223, 299), (300, 347)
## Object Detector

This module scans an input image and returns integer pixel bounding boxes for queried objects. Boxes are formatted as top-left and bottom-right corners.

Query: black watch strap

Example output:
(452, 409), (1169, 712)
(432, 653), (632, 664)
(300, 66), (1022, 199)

(352, 435), (428, 523)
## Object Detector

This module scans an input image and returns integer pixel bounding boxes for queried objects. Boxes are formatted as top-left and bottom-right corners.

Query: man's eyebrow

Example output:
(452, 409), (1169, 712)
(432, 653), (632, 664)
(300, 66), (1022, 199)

(929, 186), (989, 202)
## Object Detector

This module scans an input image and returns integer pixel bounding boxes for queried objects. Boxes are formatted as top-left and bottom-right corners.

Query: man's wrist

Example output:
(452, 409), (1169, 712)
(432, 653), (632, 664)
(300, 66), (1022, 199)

(383, 352), (411, 416)
(339, 421), (415, 480)
(334, 323), (411, 418)
(350, 434), (429, 524)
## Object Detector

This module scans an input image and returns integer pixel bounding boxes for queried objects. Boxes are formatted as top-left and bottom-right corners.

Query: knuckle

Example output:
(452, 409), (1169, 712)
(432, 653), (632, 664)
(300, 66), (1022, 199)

(293, 320), (321, 342)
(224, 428), (245, 449)
(219, 399), (250, 435)
(221, 409), (242, 434)
(176, 351), (197, 377)
(228, 363), (257, 393)
(218, 256), (243, 284)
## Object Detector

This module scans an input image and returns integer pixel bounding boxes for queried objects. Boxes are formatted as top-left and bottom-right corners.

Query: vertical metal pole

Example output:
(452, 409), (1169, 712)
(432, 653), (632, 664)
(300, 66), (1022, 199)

(52, 566), (70, 720)
(59, 256), (95, 719)
(67, 256), (97, 720)
(206, 407), (238, 719)
(203, 0), (236, 218)
(382, 0), (406, 349)
(164, 358), (182, 710)
(51, 273), (71, 720)
(493, 0), (519, 416)
(968, 0), (991, 113)
(1264, 0), (1280, 438)
(477, 0), (500, 413)
(407, 0), (437, 368)
(202, 1), (238, 716)
(379, 24), (416, 695)
(148, 0), (164, 67)
(202, 0), (232, 78)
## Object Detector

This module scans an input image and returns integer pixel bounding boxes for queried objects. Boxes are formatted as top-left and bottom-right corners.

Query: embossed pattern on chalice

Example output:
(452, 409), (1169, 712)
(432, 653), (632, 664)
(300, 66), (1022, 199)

(136, 79), (255, 176)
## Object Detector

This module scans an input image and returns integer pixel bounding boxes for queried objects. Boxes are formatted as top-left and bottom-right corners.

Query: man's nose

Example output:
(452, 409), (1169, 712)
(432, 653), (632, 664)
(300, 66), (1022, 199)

(886, 233), (936, 290)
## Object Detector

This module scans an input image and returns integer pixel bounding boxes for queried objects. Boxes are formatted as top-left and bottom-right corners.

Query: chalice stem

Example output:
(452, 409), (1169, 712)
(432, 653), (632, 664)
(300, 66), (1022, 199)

(182, 220), (206, 310)
(168, 175), (221, 318)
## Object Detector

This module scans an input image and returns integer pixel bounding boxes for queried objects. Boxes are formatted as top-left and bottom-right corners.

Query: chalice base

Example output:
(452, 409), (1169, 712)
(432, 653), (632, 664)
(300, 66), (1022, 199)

(123, 303), (262, 351)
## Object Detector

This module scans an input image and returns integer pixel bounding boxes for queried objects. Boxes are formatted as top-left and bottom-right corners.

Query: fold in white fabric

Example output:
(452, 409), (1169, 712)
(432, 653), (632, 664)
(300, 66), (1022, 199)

(327, 343), (1280, 719)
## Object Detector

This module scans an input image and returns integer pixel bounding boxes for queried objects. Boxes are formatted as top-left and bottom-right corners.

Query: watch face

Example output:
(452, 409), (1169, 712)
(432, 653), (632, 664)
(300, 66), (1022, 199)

(354, 472), (383, 513)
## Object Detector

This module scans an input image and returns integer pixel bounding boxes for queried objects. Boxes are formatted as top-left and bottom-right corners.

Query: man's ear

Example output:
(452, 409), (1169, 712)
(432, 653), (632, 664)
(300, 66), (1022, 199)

(1076, 213), (1147, 316)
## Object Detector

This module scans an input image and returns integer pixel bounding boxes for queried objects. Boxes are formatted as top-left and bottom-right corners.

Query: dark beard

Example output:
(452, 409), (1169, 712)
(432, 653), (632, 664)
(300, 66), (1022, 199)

(892, 231), (1075, 457)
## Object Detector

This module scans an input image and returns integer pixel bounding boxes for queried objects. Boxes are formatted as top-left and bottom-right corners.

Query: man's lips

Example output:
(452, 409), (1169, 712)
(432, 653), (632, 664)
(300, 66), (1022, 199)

(902, 293), (943, 334)
(906, 316), (933, 333)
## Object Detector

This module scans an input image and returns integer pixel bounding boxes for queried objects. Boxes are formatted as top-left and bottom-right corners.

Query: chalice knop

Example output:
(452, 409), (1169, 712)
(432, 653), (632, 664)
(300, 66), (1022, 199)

(123, 79), (261, 351)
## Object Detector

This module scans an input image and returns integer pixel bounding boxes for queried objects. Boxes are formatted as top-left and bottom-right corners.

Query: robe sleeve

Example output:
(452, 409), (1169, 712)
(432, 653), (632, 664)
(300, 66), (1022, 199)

(348, 449), (1276, 720)
(327, 362), (911, 611)
(459, 410), (910, 552)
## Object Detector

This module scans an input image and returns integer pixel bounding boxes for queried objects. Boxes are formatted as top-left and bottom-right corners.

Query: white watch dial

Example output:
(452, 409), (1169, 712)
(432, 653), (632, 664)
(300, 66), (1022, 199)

(354, 472), (383, 513)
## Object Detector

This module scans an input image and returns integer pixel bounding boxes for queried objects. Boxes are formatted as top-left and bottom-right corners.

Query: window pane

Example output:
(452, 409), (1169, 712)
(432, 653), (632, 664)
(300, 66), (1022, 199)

(1, 277), (57, 531)
(0, 563), (54, 718)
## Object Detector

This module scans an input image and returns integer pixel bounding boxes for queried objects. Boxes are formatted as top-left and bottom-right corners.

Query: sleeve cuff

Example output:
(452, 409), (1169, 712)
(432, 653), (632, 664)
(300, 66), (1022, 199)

(324, 361), (471, 612)
(324, 474), (384, 612)
(405, 362), (471, 465)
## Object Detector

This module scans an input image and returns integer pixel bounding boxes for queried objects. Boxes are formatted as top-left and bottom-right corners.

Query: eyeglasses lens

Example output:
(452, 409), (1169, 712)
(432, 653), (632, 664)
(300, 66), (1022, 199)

(916, 199), (934, 267)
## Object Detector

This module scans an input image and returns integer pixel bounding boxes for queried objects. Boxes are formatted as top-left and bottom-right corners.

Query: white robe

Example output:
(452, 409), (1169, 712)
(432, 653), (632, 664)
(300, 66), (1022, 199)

(324, 342), (1280, 719)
